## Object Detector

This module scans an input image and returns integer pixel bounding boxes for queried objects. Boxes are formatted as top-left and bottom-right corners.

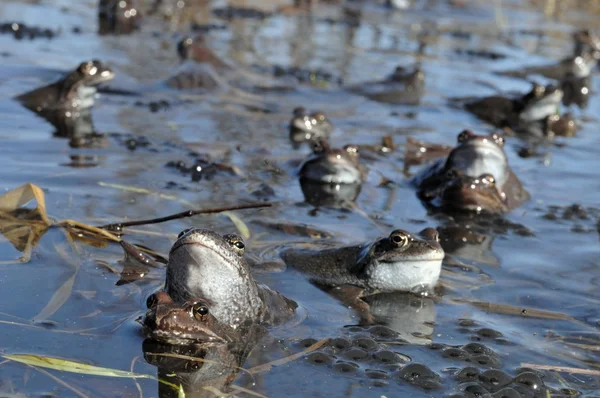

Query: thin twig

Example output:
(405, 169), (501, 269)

(97, 203), (273, 231)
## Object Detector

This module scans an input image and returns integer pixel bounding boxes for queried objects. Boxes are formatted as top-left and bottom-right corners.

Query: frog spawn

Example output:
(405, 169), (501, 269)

(297, 326), (436, 390)
(291, 320), (578, 397)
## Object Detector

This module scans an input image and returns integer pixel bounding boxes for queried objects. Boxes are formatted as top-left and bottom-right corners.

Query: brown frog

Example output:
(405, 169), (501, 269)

(143, 290), (236, 345)
(411, 130), (529, 211)
(436, 172), (509, 214)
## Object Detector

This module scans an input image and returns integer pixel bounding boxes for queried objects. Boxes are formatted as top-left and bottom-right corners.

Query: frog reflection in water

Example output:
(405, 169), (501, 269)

(462, 83), (575, 137)
(164, 228), (297, 329)
(412, 130), (529, 212)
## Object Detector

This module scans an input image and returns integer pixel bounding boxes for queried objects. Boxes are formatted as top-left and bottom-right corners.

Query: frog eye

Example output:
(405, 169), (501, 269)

(457, 129), (474, 143)
(532, 84), (545, 97)
(224, 234), (245, 255)
(344, 145), (359, 156)
(177, 37), (194, 59)
(78, 61), (97, 76)
(389, 230), (410, 248)
(177, 228), (194, 239)
(312, 112), (326, 122)
(192, 303), (210, 321)
(146, 294), (158, 309)
(491, 134), (504, 147)
(480, 174), (495, 185)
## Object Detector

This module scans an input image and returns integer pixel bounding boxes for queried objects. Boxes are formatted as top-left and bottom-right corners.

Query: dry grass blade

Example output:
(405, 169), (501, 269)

(222, 211), (251, 239)
(0, 183), (53, 261)
(33, 239), (82, 322)
(564, 342), (600, 352)
(2, 354), (156, 380)
(60, 220), (121, 243)
(0, 183), (51, 225)
(521, 363), (600, 376)
(231, 385), (268, 398)
(247, 338), (329, 374)
(98, 182), (195, 207)
(33, 273), (76, 322)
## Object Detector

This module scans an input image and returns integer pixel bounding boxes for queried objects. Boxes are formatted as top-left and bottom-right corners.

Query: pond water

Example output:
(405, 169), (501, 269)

(0, 0), (599, 397)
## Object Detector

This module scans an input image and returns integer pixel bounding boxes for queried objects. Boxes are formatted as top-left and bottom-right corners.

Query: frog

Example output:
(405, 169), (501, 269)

(164, 228), (298, 329)
(143, 290), (236, 345)
(346, 65), (425, 105)
(410, 129), (529, 211)
(279, 228), (445, 295)
(15, 60), (114, 115)
(289, 107), (334, 146)
(461, 83), (569, 137)
(298, 140), (364, 185)
(434, 172), (510, 214)
(498, 29), (600, 81)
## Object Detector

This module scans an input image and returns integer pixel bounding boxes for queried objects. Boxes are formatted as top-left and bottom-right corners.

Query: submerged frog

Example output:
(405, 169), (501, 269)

(16, 60), (114, 114)
(280, 228), (445, 294)
(411, 130), (529, 211)
(346, 65), (425, 105)
(143, 290), (235, 345)
(164, 228), (297, 329)
(462, 83), (571, 137)
(289, 107), (334, 146)
(299, 140), (364, 185)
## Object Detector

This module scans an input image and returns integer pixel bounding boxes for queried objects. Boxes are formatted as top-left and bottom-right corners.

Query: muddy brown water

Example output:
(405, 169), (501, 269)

(0, 0), (599, 397)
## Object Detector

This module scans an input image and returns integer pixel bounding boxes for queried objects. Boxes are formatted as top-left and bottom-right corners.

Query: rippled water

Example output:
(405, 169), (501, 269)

(0, 0), (599, 397)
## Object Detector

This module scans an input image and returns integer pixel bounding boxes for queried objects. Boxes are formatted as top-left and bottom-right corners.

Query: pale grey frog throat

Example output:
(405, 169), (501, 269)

(450, 143), (508, 187)
(166, 242), (263, 329)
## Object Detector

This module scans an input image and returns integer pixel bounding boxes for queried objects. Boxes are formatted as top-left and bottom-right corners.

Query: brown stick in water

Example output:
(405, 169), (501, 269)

(97, 202), (273, 231)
